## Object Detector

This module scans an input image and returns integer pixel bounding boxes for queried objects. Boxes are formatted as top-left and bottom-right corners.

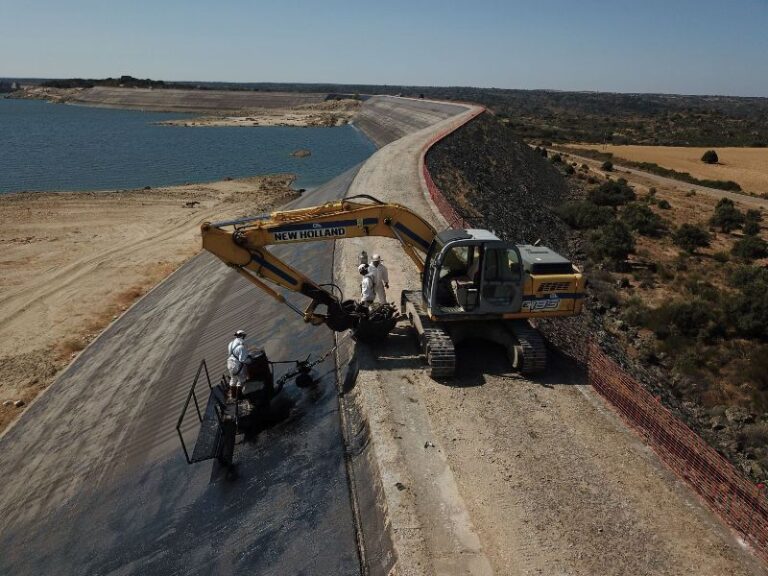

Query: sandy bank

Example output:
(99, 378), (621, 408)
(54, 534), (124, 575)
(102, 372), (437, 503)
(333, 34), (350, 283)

(0, 176), (298, 432)
(11, 85), (328, 112)
(158, 99), (361, 128)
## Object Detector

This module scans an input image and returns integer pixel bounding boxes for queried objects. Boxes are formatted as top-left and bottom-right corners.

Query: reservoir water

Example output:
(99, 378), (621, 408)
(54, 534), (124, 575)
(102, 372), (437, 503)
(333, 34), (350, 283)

(0, 98), (376, 194)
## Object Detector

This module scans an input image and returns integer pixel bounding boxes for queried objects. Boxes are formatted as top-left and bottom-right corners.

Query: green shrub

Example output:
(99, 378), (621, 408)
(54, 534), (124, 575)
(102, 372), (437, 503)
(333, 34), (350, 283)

(621, 202), (667, 236)
(622, 296), (651, 327)
(550, 153), (562, 164)
(744, 209), (763, 236)
(683, 277), (721, 302)
(588, 180), (636, 206)
(746, 209), (763, 223)
(727, 292), (768, 341)
(729, 265), (768, 288)
(712, 251), (730, 263)
(701, 150), (719, 164)
(732, 235), (768, 260)
(591, 281), (620, 309)
(745, 346), (768, 391)
(657, 262), (674, 281)
(657, 199), (672, 209)
(588, 220), (635, 262)
(556, 201), (614, 229)
(710, 198), (745, 233)
(565, 164), (575, 175)
(673, 224), (711, 253)
(744, 221), (761, 236)
(601, 160), (614, 171)
(725, 266), (768, 341)
(649, 299), (722, 341)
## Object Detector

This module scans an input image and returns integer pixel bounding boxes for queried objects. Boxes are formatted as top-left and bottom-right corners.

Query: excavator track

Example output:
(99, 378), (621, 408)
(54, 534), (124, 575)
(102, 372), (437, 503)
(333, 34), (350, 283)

(402, 290), (456, 379)
(422, 327), (456, 379)
(509, 321), (547, 375)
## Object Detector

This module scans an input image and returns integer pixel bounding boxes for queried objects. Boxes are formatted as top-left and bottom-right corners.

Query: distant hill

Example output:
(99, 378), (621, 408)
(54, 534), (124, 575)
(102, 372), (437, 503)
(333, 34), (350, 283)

(6, 76), (767, 146)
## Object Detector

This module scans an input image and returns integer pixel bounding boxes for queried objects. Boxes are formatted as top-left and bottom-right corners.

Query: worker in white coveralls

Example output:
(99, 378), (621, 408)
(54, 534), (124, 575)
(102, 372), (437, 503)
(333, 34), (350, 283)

(226, 329), (250, 399)
(369, 253), (389, 303)
(359, 263), (376, 305)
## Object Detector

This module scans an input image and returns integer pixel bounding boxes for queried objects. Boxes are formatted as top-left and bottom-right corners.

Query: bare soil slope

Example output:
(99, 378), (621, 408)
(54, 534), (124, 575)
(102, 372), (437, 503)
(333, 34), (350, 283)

(0, 177), (297, 432)
(72, 86), (327, 112)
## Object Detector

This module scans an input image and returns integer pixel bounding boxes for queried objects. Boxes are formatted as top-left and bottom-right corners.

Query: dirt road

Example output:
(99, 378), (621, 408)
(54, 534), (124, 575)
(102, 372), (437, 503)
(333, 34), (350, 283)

(569, 144), (768, 195)
(559, 148), (768, 211)
(336, 103), (766, 575)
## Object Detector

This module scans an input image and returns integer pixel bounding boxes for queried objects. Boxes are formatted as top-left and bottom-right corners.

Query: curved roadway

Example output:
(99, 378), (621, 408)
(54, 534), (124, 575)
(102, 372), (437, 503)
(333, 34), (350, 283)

(0, 96), (468, 575)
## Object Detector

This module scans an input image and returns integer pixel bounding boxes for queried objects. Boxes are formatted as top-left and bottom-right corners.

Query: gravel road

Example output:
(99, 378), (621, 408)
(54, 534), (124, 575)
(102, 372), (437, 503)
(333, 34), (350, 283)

(337, 105), (766, 575)
(561, 148), (768, 210)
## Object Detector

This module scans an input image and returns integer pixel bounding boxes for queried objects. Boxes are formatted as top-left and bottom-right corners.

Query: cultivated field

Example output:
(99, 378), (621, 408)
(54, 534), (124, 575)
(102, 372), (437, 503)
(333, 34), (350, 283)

(572, 145), (768, 194)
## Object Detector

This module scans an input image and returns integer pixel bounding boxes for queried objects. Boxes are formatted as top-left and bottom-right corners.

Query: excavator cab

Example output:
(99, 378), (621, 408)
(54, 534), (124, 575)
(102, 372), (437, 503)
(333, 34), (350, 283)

(421, 229), (582, 321)
(401, 229), (582, 378)
(422, 230), (521, 318)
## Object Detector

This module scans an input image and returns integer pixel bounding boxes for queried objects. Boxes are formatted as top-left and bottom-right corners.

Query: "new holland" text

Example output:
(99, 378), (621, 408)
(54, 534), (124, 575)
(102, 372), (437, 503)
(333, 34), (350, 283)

(272, 227), (347, 242)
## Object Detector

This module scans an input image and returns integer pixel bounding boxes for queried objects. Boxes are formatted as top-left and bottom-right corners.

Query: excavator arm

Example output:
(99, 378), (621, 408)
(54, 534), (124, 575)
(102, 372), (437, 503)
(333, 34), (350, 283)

(201, 195), (436, 331)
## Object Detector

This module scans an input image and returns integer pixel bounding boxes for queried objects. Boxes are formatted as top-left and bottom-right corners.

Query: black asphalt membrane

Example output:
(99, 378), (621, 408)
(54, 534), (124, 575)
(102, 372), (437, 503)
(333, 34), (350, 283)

(0, 168), (364, 576)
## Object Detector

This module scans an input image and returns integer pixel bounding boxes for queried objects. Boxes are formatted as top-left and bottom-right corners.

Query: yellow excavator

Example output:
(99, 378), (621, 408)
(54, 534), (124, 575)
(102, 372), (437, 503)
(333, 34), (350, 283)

(201, 195), (584, 378)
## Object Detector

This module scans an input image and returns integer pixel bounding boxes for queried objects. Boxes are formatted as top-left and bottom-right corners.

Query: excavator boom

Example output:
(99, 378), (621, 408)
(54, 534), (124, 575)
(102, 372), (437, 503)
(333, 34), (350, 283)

(201, 196), (436, 329)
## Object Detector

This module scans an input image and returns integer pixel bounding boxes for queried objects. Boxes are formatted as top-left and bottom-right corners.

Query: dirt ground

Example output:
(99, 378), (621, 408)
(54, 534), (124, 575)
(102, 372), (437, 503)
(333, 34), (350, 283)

(157, 99), (362, 128)
(571, 144), (768, 194)
(336, 109), (765, 574)
(0, 176), (297, 433)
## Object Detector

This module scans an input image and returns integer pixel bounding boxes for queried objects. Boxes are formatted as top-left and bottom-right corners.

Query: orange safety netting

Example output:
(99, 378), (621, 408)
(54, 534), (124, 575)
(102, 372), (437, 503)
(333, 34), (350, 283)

(588, 343), (768, 564)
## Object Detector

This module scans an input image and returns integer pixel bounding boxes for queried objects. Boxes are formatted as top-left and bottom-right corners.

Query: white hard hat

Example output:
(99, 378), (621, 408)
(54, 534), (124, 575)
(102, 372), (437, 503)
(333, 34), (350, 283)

(234, 329), (246, 337)
(371, 254), (381, 262)
(358, 263), (368, 273)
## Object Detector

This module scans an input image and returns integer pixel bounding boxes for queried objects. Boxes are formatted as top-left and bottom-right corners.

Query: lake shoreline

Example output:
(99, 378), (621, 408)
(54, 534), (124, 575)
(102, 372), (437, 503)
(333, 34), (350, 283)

(0, 98), (376, 194)
(9, 86), (360, 125)
(0, 174), (299, 433)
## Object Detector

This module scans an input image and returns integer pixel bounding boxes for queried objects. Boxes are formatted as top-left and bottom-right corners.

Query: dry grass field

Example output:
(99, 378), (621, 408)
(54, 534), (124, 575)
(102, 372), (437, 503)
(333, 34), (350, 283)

(571, 145), (768, 194)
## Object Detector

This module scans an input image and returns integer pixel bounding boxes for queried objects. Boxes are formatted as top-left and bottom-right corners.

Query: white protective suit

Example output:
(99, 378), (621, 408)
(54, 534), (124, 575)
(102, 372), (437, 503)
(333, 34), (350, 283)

(361, 274), (376, 304)
(369, 262), (389, 303)
(226, 336), (249, 389)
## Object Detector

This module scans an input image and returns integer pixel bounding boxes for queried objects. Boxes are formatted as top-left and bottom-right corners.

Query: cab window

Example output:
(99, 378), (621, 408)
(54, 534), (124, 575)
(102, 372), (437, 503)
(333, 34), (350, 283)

(439, 246), (470, 279)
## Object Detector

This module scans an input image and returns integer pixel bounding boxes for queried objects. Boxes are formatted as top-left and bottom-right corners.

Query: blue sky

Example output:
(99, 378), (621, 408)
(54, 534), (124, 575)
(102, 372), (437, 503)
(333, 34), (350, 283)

(2, 0), (767, 96)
